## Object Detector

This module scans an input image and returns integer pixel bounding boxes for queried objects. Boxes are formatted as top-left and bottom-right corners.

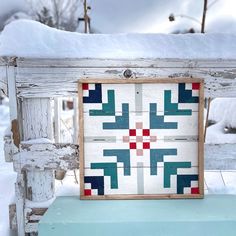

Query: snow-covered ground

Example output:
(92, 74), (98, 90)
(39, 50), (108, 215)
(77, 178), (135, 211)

(0, 99), (17, 236)
(206, 98), (236, 144)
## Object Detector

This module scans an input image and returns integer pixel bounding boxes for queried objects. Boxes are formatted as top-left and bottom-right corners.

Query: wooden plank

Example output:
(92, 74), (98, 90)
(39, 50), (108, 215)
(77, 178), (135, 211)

(54, 98), (62, 143)
(78, 82), (84, 197)
(21, 98), (55, 203)
(0, 66), (7, 94)
(15, 67), (236, 98)
(10, 142), (236, 173)
(13, 143), (79, 171)
(198, 81), (205, 195)
(7, 63), (25, 236)
(15, 172), (26, 236)
(14, 57), (236, 68)
(24, 207), (47, 233)
(79, 77), (203, 84)
(9, 204), (17, 230)
(4, 135), (18, 162)
(73, 97), (79, 143)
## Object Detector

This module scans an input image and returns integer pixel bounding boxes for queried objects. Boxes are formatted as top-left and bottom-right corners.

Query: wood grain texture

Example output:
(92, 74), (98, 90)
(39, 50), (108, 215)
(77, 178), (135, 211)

(78, 82), (85, 197)
(80, 194), (203, 200)
(198, 81), (205, 196)
(0, 66), (7, 93)
(13, 143), (79, 171)
(13, 66), (236, 98)
(12, 57), (236, 68)
(0, 57), (233, 98)
(21, 98), (55, 203)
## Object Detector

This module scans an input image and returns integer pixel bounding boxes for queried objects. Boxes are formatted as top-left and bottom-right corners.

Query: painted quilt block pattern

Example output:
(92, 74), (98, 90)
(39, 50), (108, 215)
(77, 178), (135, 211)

(79, 79), (204, 199)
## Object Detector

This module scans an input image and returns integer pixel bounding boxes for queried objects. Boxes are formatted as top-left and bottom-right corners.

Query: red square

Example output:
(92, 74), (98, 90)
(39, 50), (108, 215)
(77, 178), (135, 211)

(84, 189), (92, 196)
(192, 83), (200, 90)
(82, 83), (89, 90)
(191, 187), (199, 194)
(143, 142), (150, 149)
(143, 129), (150, 136)
(130, 142), (136, 149)
(129, 129), (136, 136)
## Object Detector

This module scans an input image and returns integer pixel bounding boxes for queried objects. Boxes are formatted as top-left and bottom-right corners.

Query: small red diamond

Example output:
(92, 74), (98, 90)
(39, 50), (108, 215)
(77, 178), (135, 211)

(143, 142), (150, 149)
(143, 129), (150, 136)
(191, 187), (199, 194)
(192, 83), (200, 90)
(84, 189), (92, 196)
(129, 129), (136, 136)
(82, 83), (89, 90)
(130, 142), (136, 149)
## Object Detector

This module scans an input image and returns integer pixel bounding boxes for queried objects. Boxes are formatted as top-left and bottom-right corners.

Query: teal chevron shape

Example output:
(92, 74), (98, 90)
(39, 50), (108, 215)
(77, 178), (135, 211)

(89, 90), (115, 116)
(164, 90), (192, 116)
(103, 104), (129, 129)
(150, 149), (177, 175)
(164, 162), (191, 188)
(91, 163), (118, 189)
(103, 149), (131, 175)
(150, 103), (177, 129)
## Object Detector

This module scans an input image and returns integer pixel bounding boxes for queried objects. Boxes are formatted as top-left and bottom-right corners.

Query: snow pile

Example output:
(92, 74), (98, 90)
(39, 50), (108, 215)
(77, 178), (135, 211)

(206, 98), (236, 144)
(1, 20), (236, 59)
(209, 98), (236, 128)
(0, 99), (16, 236)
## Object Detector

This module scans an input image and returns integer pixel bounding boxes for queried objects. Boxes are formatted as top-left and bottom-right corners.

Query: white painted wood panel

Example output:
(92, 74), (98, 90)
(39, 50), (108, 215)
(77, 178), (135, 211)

(15, 66), (236, 98)
(0, 66), (7, 93)
(21, 98), (55, 202)
(14, 57), (236, 68)
(13, 143), (79, 171)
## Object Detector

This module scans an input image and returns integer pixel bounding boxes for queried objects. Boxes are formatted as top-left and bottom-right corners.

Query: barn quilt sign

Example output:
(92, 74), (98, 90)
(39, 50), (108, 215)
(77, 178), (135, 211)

(79, 78), (204, 199)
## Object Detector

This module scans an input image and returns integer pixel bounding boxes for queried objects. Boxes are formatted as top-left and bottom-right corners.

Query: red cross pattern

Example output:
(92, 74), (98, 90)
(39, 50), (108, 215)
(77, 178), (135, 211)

(123, 122), (157, 156)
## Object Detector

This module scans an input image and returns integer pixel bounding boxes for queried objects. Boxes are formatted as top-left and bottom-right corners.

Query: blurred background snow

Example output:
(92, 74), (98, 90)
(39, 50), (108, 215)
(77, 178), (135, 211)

(1, 0), (236, 34)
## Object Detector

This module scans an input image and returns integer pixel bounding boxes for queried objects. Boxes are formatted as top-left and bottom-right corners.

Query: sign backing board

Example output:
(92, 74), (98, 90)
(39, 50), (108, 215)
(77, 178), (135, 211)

(79, 78), (204, 199)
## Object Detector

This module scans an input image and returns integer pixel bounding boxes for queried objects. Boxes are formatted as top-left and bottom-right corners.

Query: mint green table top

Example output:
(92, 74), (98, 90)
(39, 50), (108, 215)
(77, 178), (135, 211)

(39, 195), (236, 236)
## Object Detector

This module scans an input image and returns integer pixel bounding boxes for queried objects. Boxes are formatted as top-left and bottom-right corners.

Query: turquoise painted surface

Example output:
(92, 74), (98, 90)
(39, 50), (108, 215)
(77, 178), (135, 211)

(39, 195), (236, 236)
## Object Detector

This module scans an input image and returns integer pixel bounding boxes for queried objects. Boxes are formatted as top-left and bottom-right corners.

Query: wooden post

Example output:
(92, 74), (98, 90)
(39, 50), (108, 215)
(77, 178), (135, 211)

(54, 98), (61, 143)
(7, 63), (25, 236)
(201, 0), (208, 33)
(204, 97), (212, 142)
(21, 98), (55, 202)
(73, 97), (78, 144)
(84, 0), (88, 33)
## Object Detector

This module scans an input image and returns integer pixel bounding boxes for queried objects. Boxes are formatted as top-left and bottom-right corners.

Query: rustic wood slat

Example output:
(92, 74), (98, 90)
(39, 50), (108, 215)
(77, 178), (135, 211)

(0, 66), (7, 93)
(9, 204), (17, 230)
(13, 57), (236, 68)
(12, 143), (236, 171)
(13, 143), (79, 171)
(15, 67), (236, 98)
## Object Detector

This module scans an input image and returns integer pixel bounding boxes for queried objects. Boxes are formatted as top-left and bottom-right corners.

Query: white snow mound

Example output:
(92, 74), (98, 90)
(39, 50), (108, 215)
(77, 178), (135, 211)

(1, 20), (236, 59)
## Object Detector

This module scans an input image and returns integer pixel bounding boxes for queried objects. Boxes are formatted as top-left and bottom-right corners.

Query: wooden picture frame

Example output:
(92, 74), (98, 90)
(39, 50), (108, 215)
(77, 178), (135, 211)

(79, 78), (204, 200)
